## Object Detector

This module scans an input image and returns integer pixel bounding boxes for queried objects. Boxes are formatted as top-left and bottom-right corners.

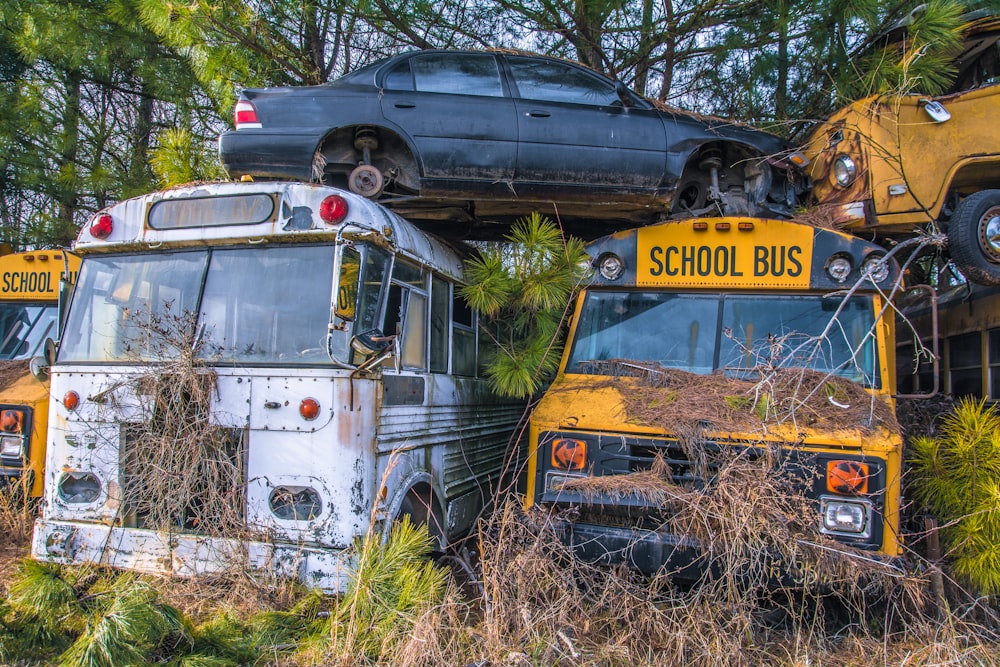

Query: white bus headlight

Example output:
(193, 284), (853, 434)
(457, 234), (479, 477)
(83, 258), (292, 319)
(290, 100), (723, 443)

(825, 255), (853, 282)
(57, 472), (102, 504)
(269, 486), (322, 521)
(832, 154), (857, 187)
(820, 497), (872, 538)
(862, 255), (889, 283)
(0, 435), (23, 458)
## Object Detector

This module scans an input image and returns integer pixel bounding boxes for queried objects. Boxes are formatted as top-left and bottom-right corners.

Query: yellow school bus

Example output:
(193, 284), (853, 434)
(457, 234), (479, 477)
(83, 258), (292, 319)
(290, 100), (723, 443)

(526, 218), (904, 575)
(0, 250), (79, 496)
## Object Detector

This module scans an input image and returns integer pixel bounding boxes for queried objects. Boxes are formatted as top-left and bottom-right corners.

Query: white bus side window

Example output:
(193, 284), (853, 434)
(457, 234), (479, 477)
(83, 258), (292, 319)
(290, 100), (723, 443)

(453, 293), (476, 377)
(430, 275), (449, 373)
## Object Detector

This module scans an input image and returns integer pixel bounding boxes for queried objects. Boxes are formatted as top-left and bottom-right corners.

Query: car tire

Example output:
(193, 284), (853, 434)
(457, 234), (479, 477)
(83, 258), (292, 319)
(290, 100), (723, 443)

(948, 189), (1000, 286)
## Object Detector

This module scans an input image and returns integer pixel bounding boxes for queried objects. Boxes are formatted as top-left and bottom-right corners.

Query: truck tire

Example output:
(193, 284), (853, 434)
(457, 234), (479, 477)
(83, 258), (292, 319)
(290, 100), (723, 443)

(948, 189), (1000, 286)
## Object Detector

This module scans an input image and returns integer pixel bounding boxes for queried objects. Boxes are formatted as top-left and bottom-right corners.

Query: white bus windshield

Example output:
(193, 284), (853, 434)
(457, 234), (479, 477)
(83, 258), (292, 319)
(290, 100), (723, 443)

(0, 303), (58, 360)
(59, 245), (349, 364)
(566, 291), (880, 387)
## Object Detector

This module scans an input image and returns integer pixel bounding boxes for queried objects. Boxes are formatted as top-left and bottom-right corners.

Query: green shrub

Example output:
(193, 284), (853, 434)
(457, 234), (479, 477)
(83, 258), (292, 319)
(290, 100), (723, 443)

(908, 397), (1000, 593)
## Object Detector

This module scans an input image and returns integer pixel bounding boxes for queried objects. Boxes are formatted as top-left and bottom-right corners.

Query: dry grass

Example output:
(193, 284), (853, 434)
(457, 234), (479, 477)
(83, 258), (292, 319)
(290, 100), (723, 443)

(571, 361), (898, 436)
(0, 359), (30, 392)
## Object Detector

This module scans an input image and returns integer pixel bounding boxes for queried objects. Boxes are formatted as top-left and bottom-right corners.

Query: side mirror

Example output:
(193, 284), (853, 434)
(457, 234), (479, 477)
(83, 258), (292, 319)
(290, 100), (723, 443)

(350, 328), (393, 356)
(29, 355), (48, 382)
(31, 338), (57, 382)
(614, 80), (635, 108)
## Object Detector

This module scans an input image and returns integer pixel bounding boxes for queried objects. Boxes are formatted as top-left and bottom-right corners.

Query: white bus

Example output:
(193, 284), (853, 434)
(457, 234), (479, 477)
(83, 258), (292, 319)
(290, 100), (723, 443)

(32, 182), (523, 590)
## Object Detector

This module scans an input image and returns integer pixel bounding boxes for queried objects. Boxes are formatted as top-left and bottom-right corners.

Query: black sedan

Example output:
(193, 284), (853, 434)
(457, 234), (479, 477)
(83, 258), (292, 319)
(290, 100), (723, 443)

(219, 50), (806, 235)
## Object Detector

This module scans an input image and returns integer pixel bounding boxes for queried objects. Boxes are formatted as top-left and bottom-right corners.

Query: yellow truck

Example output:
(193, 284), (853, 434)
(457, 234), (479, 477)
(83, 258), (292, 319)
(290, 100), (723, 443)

(0, 249), (79, 496)
(805, 13), (1000, 285)
(525, 217), (904, 577)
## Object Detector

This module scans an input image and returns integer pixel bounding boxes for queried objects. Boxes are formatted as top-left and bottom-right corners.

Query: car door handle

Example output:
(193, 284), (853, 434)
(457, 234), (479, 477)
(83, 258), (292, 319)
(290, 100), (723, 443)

(526, 110), (551, 118)
(394, 102), (416, 108)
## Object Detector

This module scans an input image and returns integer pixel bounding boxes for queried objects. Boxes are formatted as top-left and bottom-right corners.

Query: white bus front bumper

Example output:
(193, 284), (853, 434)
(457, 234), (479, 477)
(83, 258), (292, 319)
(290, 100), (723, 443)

(32, 519), (353, 592)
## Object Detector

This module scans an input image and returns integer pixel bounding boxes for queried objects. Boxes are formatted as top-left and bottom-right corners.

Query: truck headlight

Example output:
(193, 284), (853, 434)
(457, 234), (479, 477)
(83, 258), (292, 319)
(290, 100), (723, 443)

(57, 472), (102, 504)
(832, 154), (857, 187)
(0, 434), (23, 458)
(820, 497), (872, 538)
(269, 486), (322, 520)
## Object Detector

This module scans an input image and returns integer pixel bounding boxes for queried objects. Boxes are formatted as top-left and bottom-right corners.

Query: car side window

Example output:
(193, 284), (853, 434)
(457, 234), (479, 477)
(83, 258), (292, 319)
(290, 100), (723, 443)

(405, 53), (504, 97)
(507, 56), (619, 106)
(383, 61), (414, 91)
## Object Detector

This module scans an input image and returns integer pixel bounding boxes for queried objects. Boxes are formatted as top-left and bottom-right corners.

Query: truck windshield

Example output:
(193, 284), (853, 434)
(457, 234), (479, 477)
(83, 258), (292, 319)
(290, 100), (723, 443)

(566, 291), (880, 387)
(0, 303), (58, 360)
(59, 245), (340, 364)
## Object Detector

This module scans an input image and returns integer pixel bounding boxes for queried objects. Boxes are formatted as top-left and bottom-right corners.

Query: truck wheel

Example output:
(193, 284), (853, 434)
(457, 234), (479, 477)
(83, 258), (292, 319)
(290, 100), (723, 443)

(948, 189), (1000, 286)
(397, 485), (445, 552)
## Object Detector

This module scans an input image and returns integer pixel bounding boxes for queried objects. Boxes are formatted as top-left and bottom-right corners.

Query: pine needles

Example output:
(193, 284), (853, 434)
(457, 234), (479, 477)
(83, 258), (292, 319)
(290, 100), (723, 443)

(909, 397), (1000, 594)
(330, 517), (449, 664)
(461, 212), (590, 398)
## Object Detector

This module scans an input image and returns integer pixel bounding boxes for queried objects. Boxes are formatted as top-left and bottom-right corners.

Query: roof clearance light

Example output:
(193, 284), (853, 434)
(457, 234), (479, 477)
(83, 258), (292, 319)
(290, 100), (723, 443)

(299, 397), (321, 421)
(692, 221), (709, 231)
(597, 253), (625, 281)
(234, 100), (262, 129)
(826, 255), (852, 282)
(90, 214), (113, 239)
(738, 221), (755, 231)
(715, 222), (731, 231)
(862, 255), (889, 283)
(319, 195), (349, 225)
(63, 391), (80, 411)
(832, 154), (857, 188)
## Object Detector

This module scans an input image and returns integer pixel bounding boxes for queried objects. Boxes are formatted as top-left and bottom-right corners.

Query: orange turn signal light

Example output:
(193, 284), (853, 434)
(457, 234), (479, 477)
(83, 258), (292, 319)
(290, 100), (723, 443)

(0, 409), (22, 433)
(551, 438), (587, 471)
(826, 460), (869, 495)
(299, 397), (320, 421)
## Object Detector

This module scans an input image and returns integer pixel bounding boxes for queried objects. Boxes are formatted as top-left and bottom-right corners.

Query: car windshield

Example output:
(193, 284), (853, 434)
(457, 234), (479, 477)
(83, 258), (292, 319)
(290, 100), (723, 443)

(566, 291), (880, 387)
(59, 246), (338, 364)
(0, 302), (58, 360)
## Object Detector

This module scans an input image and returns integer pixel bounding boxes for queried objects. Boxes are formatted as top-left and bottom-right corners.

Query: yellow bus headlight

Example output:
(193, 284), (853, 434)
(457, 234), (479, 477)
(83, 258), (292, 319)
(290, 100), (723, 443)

(0, 435), (22, 458)
(820, 497), (872, 538)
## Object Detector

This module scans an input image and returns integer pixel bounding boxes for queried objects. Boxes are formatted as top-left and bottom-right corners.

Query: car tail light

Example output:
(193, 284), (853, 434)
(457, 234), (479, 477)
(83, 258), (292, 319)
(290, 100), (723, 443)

(90, 214), (113, 239)
(319, 195), (349, 224)
(234, 100), (262, 129)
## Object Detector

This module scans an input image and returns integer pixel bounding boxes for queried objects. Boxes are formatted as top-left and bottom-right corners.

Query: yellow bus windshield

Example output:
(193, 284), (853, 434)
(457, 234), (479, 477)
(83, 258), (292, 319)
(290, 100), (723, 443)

(0, 302), (58, 359)
(565, 291), (879, 387)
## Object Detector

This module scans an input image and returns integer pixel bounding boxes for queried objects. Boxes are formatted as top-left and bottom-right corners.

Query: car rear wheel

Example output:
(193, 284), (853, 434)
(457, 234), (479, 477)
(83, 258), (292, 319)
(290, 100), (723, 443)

(349, 164), (384, 198)
(948, 189), (1000, 285)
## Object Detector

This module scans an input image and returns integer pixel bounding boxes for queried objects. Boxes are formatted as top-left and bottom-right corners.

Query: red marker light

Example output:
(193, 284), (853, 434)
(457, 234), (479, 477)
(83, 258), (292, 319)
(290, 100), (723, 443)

(90, 214), (113, 239)
(319, 195), (349, 224)
(63, 391), (80, 411)
(299, 397), (320, 421)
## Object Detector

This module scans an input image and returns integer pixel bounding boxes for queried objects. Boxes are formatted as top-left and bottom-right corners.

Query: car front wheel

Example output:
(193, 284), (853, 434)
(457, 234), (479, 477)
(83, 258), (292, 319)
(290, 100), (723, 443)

(948, 189), (1000, 286)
